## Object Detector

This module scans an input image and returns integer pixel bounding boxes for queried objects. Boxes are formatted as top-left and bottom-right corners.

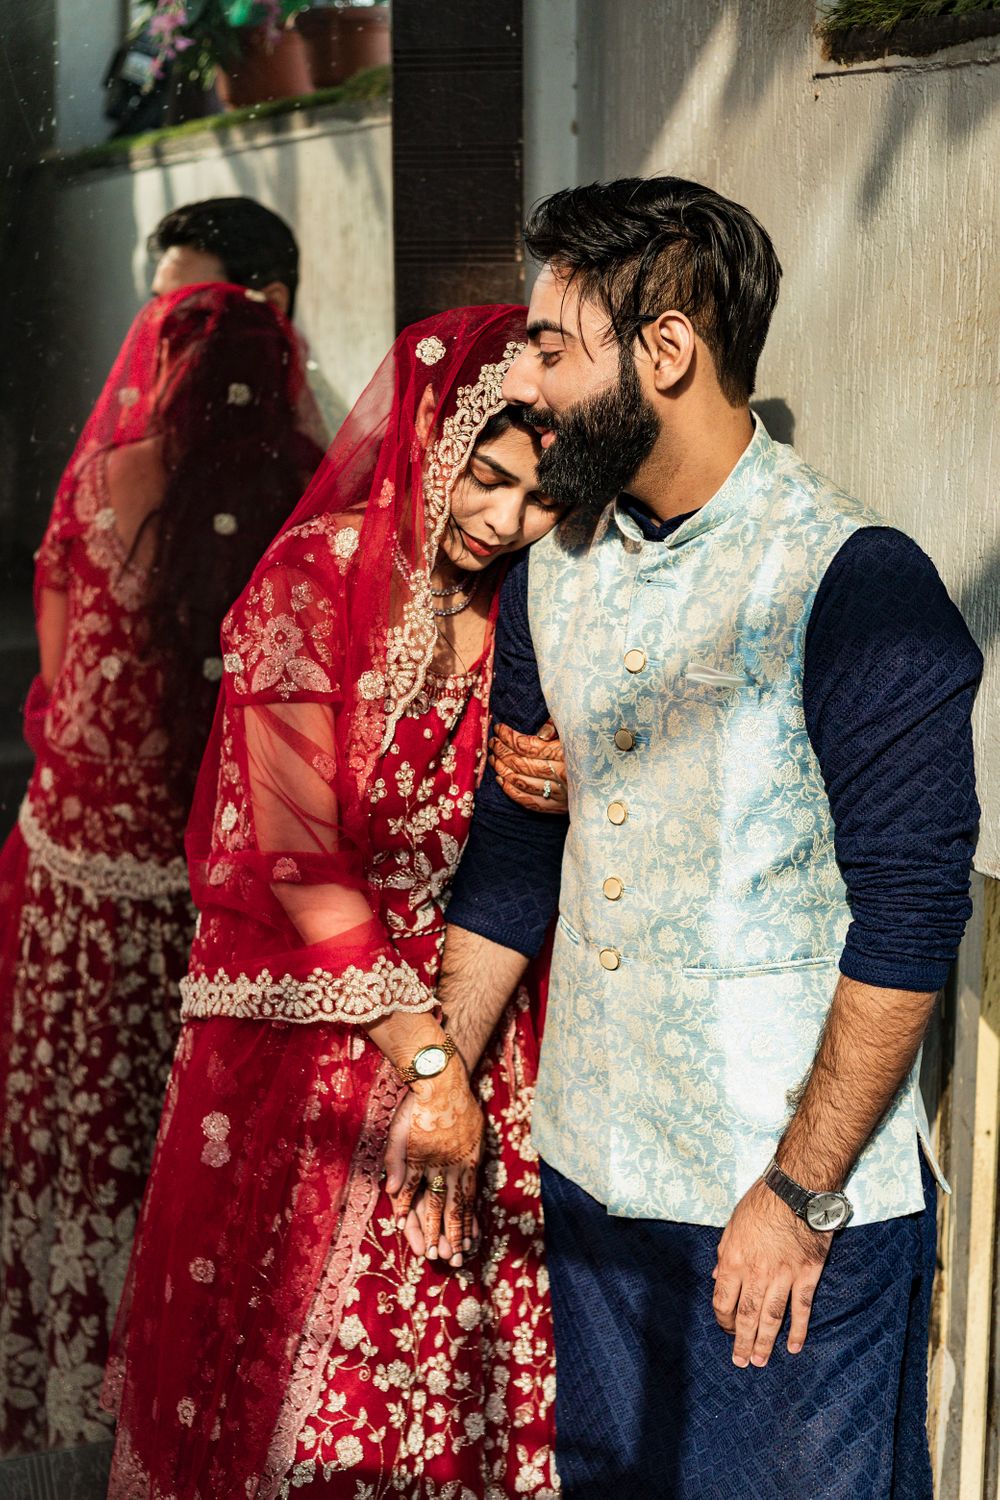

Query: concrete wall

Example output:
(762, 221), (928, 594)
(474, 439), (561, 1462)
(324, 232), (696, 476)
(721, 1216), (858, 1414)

(523, 0), (1000, 874)
(54, 0), (125, 151)
(7, 100), (393, 554)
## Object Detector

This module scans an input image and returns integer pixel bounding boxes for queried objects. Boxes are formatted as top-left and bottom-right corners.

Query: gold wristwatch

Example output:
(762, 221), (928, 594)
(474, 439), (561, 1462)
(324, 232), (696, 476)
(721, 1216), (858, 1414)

(397, 1034), (457, 1085)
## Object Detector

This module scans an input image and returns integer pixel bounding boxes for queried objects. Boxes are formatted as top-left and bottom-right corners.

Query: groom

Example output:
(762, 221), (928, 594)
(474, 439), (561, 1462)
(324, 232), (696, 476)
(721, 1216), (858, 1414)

(392, 176), (982, 1496)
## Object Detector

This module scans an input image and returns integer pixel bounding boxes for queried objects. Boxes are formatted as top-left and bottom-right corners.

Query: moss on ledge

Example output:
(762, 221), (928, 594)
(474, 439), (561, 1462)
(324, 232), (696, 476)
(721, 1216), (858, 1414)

(43, 65), (390, 174)
(818, 1), (1000, 60)
(821, 0), (997, 25)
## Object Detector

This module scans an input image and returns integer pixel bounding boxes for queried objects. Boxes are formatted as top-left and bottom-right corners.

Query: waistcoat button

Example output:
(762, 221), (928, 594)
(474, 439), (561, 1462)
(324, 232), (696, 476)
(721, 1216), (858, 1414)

(607, 801), (627, 825)
(603, 876), (624, 901)
(614, 728), (636, 752)
(599, 947), (621, 971)
(624, 649), (647, 673)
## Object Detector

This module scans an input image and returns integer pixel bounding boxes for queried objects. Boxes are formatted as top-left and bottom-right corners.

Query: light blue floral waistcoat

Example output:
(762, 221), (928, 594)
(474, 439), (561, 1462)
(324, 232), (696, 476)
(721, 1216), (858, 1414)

(527, 419), (939, 1226)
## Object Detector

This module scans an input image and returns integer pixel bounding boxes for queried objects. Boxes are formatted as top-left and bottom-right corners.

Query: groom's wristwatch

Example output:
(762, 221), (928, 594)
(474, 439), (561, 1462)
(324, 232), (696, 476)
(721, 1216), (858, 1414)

(763, 1158), (854, 1232)
(397, 1035), (457, 1085)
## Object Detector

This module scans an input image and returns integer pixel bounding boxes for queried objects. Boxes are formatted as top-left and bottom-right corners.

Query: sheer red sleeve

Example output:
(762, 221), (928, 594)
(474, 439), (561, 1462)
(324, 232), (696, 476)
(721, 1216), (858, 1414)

(184, 532), (436, 1025)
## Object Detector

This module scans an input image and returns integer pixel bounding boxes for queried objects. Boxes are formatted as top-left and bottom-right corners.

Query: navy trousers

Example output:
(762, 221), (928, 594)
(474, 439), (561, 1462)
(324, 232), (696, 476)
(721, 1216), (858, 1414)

(540, 1156), (937, 1500)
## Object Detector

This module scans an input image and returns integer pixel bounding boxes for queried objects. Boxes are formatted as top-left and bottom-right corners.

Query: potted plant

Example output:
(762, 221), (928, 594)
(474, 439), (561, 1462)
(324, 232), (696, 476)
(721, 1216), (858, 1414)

(145, 0), (313, 108)
(335, 0), (390, 82)
(294, 0), (344, 89)
(293, 0), (389, 89)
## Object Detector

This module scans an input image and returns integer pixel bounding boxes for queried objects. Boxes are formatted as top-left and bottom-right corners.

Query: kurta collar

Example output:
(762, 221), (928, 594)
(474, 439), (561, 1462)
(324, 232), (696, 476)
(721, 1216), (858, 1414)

(612, 413), (774, 549)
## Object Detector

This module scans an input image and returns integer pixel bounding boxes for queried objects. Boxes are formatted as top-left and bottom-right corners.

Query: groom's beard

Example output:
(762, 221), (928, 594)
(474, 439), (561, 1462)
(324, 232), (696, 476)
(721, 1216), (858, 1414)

(533, 351), (661, 516)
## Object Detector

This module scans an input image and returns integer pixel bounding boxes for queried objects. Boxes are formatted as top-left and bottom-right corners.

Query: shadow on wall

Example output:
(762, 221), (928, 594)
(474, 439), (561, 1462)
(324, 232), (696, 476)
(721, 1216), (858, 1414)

(577, 0), (1000, 217)
(751, 397), (795, 446)
(217, 133), (388, 430)
(958, 548), (1000, 651)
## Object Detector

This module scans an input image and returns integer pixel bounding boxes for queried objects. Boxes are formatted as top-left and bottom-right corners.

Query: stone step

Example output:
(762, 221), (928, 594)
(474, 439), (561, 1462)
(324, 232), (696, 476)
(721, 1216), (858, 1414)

(0, 1439), (113, 1499)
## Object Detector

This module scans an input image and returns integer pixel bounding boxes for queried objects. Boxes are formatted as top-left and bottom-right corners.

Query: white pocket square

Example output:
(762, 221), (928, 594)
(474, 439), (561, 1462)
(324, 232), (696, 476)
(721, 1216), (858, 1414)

(684, 664), (751, 688)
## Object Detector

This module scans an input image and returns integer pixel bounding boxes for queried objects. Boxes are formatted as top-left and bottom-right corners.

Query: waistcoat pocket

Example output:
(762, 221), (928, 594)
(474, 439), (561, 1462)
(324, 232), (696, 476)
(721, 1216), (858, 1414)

(684, 664), (753, 689)
(682, 953), (839, 979)
(673, 665), (763, 708)
(556, 913), (582, 945)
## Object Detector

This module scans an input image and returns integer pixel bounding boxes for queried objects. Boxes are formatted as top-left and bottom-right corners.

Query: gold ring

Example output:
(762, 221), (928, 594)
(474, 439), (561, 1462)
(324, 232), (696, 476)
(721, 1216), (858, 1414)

(429, 1175), (446, 1196)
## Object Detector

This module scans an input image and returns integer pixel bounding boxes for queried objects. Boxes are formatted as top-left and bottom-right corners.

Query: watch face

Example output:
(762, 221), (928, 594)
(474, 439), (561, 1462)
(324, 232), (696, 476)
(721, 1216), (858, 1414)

(413, 1045), (447, 1078)
(805, 1192), (850, 1232)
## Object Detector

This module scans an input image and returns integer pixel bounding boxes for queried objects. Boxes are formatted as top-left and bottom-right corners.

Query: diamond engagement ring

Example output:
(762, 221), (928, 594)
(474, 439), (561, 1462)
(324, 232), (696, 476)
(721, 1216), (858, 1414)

(543, 780), (553, 800)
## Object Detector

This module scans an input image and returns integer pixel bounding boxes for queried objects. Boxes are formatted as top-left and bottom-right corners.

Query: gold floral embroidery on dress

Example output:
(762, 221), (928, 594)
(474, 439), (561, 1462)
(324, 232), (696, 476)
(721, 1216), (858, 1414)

(200, 1112), (231, 1168)
(75, 453), (147, 613)
(179, 954), (435, 1026)
(414, 335), (447, 366)
(1, 858), (192, 1449)
(331, 525), (360, 570)
(359, 669), (386, 701)
(251, 615), (332, 697)
(223, 525), (346, 703)
(227, 599), (335, 701)
(19, 799), (189, 901)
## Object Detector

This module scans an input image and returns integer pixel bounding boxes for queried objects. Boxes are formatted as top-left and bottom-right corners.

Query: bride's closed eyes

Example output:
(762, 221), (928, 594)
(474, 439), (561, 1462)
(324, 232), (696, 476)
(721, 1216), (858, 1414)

(466, 458), (560, 513)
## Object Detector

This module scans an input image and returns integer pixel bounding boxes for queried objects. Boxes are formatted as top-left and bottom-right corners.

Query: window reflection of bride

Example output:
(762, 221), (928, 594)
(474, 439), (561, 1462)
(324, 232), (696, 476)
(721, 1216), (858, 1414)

(106, 307), (564, 1498)
(0, 284), (322, 1453)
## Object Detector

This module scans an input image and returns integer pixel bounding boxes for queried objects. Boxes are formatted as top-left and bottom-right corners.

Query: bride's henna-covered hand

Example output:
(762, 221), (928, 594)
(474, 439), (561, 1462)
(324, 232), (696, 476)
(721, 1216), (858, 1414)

(385, 1060), (483, 1267)
(386, 1094), (481, 1263)
(399, 1181), (482, 1265)
(490, 719), (568, 814)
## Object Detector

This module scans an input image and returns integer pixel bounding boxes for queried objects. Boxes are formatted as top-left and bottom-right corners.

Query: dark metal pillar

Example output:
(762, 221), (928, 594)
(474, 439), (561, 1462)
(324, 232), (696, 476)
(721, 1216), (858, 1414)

(391, 0), (524, 332)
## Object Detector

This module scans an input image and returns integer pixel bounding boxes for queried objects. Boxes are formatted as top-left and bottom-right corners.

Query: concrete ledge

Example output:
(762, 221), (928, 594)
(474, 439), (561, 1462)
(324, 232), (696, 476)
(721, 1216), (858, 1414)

(823, 11), (1000, 64)
(815, 12), (1000, 74)
(37, 86), (390, 181)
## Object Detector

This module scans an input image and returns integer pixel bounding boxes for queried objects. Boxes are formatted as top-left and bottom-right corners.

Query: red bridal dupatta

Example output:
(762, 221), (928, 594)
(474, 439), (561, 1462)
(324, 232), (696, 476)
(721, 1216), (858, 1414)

(106, 307), (529, 1499)
(22, 282), (321, 754)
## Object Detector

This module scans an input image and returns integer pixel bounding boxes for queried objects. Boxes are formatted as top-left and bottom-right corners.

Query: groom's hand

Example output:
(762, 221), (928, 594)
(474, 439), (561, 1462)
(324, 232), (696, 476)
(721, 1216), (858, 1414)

(712, 1180), (831, 1368)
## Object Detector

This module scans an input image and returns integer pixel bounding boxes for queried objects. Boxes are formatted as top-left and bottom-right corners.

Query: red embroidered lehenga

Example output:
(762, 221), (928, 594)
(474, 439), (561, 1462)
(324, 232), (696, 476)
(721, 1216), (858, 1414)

(105, 307), (559, 1499)
(0, 285), (319, 1454)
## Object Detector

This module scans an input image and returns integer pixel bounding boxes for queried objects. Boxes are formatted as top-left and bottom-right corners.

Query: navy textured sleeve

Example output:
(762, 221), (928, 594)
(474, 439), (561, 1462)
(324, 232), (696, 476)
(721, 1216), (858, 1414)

(804, 527), (982, 992)
(446, 554), (568, 957)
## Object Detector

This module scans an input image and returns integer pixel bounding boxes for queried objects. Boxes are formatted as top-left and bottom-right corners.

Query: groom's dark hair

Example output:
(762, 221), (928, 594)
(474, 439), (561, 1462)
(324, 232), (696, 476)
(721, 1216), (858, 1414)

(523, 176), (782, 404)
(150, 198), (300, 316)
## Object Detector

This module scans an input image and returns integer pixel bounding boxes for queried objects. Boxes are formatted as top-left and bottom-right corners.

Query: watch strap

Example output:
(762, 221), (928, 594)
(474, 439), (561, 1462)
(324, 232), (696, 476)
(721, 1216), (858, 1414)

(763, 1157), (814, 1220)
(397, 1033), (457, 1085)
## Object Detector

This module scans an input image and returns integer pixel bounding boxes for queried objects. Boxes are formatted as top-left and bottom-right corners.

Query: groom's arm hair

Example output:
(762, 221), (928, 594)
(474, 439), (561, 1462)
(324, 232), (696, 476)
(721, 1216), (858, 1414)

(437, 925), (532, 1073)
(804, 527), (982, 993)
(447, 553), (567, 958)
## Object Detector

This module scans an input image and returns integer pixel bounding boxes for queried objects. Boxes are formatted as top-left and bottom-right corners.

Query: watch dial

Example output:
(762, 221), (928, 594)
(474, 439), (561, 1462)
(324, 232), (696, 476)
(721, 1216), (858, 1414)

(414, 1046), (446, 1077)
(806, 1193), (847, 1231)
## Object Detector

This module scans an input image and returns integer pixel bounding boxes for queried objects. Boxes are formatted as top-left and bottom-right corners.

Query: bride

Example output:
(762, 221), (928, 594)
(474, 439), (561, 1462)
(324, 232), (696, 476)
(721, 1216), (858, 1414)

(107, 305), (568, 1499)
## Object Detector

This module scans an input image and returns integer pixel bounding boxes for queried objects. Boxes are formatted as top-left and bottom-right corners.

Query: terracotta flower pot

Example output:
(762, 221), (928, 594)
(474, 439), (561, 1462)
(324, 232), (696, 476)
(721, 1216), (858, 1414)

(337, 5), (390, 80)
(216, 24), (314, 110)
(295, 7), (346, 88)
